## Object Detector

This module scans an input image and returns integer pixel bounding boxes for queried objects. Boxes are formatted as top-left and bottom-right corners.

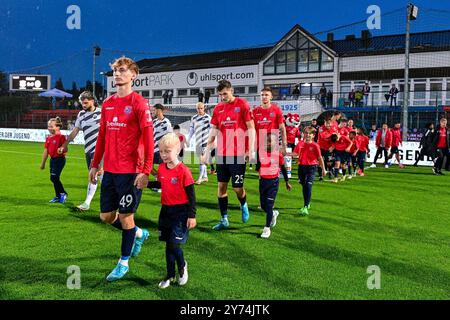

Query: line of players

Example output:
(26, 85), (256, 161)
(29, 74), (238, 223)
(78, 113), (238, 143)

(39, 56), (390, 289)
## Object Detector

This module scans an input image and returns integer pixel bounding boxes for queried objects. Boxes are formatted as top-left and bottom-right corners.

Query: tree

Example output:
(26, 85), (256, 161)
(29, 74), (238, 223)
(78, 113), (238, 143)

(71, 81), (79, 98)
(0, 71), (9, 96)
(85, 80), (93, 92)
(55, 77), (64, 90)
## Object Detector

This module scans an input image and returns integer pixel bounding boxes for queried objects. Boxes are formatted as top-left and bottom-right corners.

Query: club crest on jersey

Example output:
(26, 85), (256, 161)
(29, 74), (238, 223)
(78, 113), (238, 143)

(234, 107), (240, 113)
(92, 114), (97, 120)
(171, 177), (178, 185)
(124, 106), (132, 114)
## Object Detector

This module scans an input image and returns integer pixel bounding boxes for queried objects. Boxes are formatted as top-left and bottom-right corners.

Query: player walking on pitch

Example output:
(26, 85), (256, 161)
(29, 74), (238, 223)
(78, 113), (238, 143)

(201, 80), (256, 231)
(89, 57), (154, 281)
(58, 91), (102, 211)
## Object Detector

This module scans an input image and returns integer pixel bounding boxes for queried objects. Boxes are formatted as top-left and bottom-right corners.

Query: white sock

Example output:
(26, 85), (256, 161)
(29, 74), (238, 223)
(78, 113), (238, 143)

(201, 164), (208, 179)
(119, 259), (129, 267)
(135, 226), (143, 239)
(85, 182), (98, 205)
(199, 164), (205, 180)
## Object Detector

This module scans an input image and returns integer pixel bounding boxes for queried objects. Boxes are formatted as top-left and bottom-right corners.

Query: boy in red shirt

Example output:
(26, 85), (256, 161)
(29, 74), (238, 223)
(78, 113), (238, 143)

(40, 117), (68, 203)
(89, 57), (154, 282)
(330, 132), (353, 183)
(147, 133), (196, 288)
(387, 122), (405, 168)
(173, 124), (188, 162)
(292, 127), (326, 216)
(317, 119), (336, 180)
(258, 133), (292, 239)
(348, 131), (358, 178)
(355, 128), (370, 176)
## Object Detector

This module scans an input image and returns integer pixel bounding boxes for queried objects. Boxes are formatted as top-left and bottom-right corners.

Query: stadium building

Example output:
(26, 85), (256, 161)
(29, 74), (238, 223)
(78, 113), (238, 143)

(106, 24), (450, 128)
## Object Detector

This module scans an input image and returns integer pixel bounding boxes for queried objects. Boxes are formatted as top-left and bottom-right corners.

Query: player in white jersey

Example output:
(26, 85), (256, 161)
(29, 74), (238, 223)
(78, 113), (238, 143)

(151, 103), (173, 173)
(58, 91), (102, 211)
(188, 102), (212, 184)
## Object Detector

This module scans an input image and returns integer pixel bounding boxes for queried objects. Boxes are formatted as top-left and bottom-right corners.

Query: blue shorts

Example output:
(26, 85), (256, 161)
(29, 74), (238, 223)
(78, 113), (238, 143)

(298, 165), (317, 185)
(321, 149), (333, 162)
(158, 204), (189, 244)
(334, 150), (349, 163)
(216, 156), (246, 188)
(100, 172), (142, 214)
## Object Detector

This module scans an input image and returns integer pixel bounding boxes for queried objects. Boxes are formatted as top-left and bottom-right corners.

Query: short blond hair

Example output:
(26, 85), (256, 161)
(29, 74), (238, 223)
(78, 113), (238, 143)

(48, 116), (63, 128)
(110, 56), (139, 75)
(159, 132), (180, 149)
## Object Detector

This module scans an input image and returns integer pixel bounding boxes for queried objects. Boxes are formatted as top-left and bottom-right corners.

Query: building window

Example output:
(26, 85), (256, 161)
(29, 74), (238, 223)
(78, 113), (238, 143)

(248, 86), (258, 94)
(321, 51), (333, 71)
(234, 86), (246, 94)
(141, 90), (149, 98)
(190, 89), (200, 96)
(178, 89), (188, 96)
(263, 31), (334, 75)
(264, 56), (275, 74)
(153, 90), (162, 97)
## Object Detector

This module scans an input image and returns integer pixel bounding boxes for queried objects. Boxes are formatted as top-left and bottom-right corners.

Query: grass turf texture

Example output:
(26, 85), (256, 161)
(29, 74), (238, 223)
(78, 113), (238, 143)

(0, 140), (449, 300)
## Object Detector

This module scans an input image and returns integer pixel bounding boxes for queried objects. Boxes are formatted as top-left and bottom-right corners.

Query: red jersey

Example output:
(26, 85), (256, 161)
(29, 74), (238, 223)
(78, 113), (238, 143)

(157, 162), (195, 206)
(349, 138), (358, 154)
(317, 126), (336, 150)
(391, 128), (402, 147)
(355, 135), (369, 152)
(334, 134), (352, 151)
(258, 151), (284, 179)
(92, 91), (153, 174)
(294, 141), (322, 165)
(437, 127), (447, 148)
(338, 126), (349, 136)
(375, 129), (393, 148)
(210, 97), (252, 157)
(286, 126), (300, 144)
(45, 133), (66, 158)
(252, 104), (284, 150)
(330, 119), (339, 131)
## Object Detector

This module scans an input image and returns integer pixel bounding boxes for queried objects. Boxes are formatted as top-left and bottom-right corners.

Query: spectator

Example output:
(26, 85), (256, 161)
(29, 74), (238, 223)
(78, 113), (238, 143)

(348, 89), (355, 107)
(355, 88), (363, 107)
(363, 82), (371, 106)
(326, 90), (333, 107)
(204, 90), (211, 104)
(292, 85), (300, 99)
(67, 120), (75, 130)
(389, 84), (399, 107)
(168, 90), (173, 104)
(319, 84), (327, 107)
(198, 90), (204, 103)
(163, 90), (169, 104)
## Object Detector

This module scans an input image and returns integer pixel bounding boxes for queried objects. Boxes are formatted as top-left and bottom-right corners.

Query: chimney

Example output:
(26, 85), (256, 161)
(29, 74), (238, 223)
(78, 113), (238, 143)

(361, 30), (371, 41)
(345, 34), (356, 40)
(327, 33), (334, 43)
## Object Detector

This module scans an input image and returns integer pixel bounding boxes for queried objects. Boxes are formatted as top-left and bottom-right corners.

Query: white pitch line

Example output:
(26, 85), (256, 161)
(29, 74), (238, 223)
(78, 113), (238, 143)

(0, 149), (85, 160)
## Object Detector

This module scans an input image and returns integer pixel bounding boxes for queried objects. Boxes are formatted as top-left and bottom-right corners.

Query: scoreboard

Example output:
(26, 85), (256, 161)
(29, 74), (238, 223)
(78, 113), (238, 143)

(9, 74), (51, 92)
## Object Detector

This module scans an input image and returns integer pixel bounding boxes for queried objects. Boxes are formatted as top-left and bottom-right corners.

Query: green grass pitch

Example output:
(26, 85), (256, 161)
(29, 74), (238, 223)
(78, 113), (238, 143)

(0, 140), (449, 300)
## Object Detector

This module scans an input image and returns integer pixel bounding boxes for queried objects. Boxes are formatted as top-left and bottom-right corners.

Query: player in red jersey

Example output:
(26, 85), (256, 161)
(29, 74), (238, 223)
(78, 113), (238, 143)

(387, 122), (405, 168)
(330, 111), (342, 131)
(433, 117), (449, 175)
(355, 127), (370, 176)
(330, 132), (353, 183)
(258, 133), (292, 239)
(292, 127), (326, 216)
(201, 80), (256, 231)
(89, 57), (154, 282)
(146, 133), (196, 289)
(317, 119), (336, 180)
(347, 131), (358, 178)
(40, 117), (68, 203)
(252, 86), (287, 170)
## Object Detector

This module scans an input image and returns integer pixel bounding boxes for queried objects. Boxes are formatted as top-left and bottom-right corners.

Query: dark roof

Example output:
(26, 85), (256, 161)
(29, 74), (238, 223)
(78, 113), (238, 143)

(131, 29), (450, 74)
(136, 47), (271, 74)
(325, 29), (450, 56)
